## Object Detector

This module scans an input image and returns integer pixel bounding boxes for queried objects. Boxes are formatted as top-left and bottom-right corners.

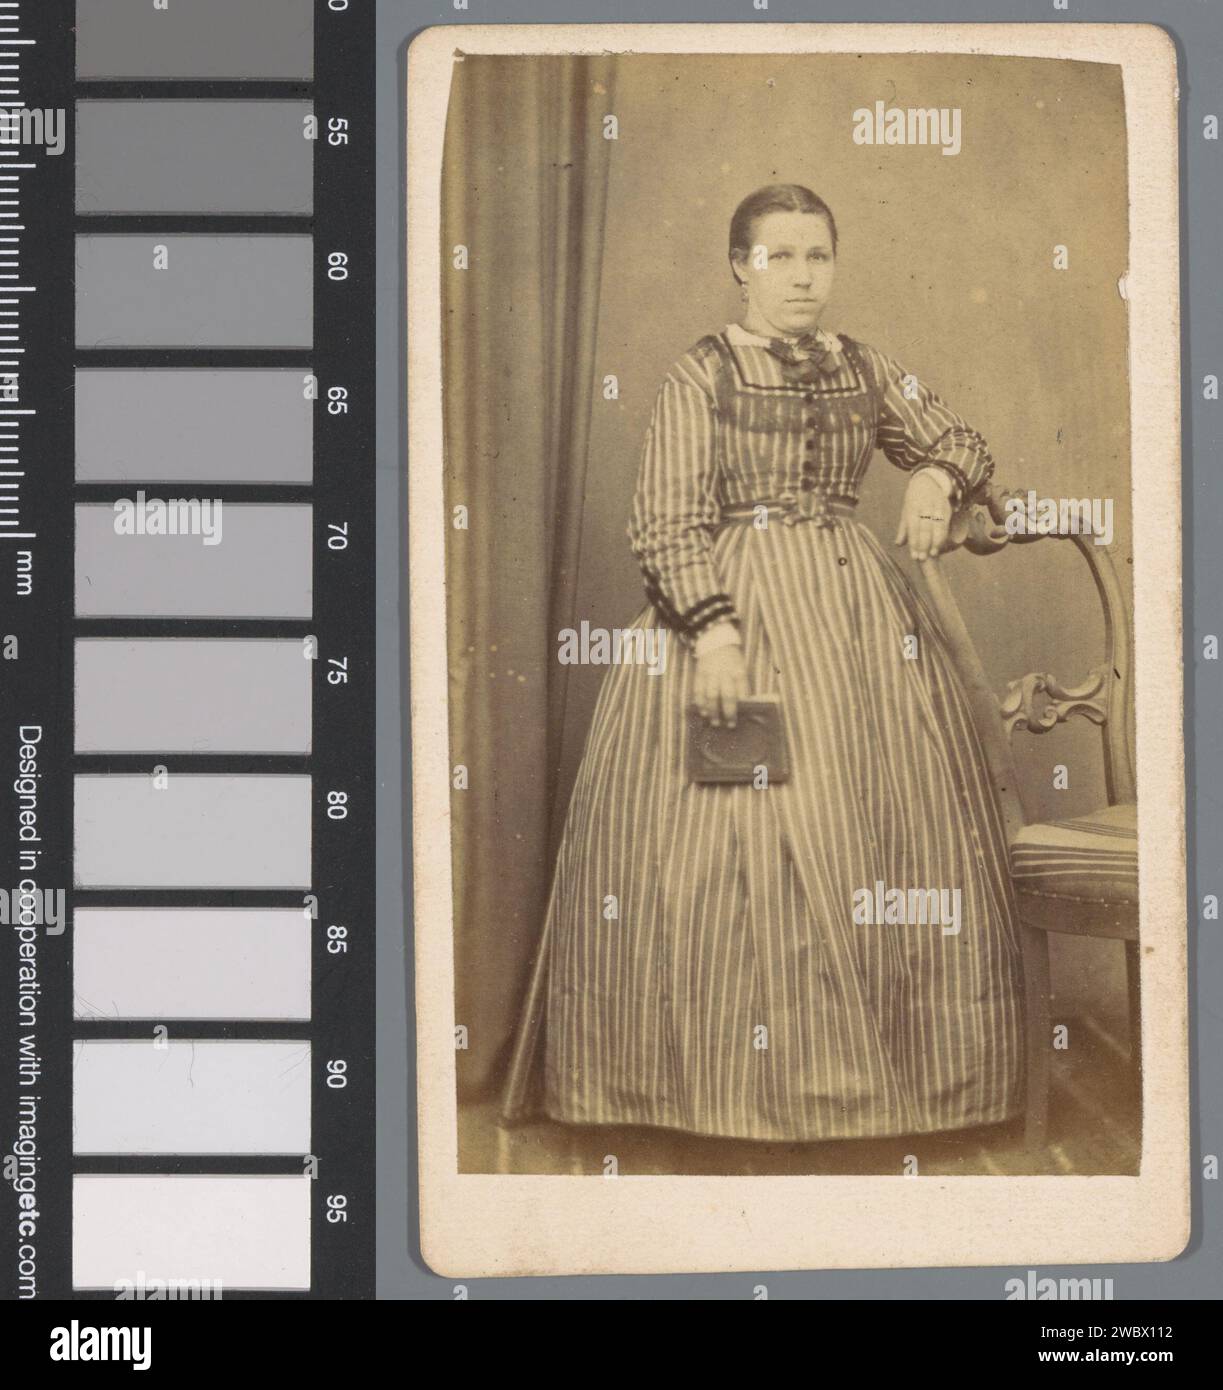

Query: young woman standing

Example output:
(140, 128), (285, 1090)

(503, 184), (1024, 1144)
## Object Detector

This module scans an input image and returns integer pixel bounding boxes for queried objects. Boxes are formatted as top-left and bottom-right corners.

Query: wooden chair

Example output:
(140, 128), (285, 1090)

(919, 485), (1138, 1151)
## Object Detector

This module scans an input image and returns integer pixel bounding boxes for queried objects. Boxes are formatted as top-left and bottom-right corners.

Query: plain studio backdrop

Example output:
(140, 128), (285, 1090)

(440, 51), (1131, 1101)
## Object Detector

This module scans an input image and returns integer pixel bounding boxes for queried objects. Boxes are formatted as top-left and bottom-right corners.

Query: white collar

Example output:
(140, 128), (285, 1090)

(725, 321), (842, 355)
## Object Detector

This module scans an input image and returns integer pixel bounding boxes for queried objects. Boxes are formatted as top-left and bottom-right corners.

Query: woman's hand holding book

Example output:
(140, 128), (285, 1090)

(693, 641), (749, 728)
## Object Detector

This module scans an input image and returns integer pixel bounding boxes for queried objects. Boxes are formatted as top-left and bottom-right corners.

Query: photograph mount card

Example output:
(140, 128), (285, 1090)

(408, 22), (1187, 1278)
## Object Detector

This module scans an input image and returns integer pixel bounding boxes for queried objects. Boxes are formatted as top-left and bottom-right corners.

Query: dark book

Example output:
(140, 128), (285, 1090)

(687, 694), (791, 785)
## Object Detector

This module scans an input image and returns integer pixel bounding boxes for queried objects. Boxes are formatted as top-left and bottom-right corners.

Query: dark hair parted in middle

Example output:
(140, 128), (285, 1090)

(728, 184), (839, 281)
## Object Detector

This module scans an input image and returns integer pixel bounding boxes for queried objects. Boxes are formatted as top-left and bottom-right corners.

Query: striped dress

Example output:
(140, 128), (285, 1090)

(501, 323), (1025, 1141)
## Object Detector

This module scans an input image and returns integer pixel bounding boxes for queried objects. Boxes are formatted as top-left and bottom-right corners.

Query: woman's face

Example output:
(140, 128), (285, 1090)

(735, 210), (836, 338)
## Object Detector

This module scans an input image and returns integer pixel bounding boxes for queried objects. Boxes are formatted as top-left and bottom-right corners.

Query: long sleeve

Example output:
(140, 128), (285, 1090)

(628, 365), (738, 642)
(867, 345), (995, 506)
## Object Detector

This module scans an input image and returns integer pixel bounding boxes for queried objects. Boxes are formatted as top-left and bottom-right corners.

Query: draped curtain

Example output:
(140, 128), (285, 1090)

(441, 55), (617, 1097)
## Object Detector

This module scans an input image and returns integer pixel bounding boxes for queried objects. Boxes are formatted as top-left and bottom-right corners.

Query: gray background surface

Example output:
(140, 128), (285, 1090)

(73, 1175), (312, 1293)
(378, 0), (1216, 1300)
(74, 639), (313, 753)
(76, 101), (314, 215)
(75, 370), (313, 484)
(74, 774), (313, 890)
(72, 1040), (313, 1156)
(75, 503), (313, 618)
(75, 236), (314, 349)
(73, 908), (313, 1022)
(76, 0), (315, 81)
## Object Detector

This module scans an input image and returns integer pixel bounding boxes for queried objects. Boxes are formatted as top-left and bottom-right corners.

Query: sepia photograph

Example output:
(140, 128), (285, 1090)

(409, 23), (1186, 1275)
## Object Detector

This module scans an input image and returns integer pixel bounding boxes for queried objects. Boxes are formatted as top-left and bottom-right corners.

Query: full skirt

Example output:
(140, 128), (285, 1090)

(502, 517), (1025, 1141)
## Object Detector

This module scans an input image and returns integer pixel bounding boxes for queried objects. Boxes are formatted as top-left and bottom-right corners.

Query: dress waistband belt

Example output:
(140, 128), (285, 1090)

(719, 493), (857, 528)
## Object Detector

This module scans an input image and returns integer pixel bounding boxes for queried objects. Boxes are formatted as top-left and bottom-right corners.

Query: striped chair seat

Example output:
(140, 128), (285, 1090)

(1010, 802), (1138, 904)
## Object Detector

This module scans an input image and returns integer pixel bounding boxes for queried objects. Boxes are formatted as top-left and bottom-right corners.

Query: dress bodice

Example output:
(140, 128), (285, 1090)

(698, 328), (882, 507)
(627, 324), (994, 642)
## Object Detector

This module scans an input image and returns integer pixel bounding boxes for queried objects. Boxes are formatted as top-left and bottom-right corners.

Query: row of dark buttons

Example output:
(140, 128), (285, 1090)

(803, 396), (821, 459)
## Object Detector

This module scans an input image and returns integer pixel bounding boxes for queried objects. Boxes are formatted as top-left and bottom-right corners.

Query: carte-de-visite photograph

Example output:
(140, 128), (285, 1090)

(427, 37), (1178, 1188)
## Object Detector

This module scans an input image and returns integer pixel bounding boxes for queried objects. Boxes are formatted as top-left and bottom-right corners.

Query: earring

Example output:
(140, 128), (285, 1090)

(739, 282), (748, 302)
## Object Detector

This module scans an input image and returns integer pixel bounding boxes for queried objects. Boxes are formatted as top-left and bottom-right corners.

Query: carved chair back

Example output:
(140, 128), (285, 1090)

(919, 485), (1136, 842)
